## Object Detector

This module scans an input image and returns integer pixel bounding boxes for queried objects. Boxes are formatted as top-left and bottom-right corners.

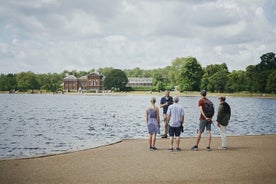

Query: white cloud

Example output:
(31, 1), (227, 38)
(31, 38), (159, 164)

(0, 0), (275, 74)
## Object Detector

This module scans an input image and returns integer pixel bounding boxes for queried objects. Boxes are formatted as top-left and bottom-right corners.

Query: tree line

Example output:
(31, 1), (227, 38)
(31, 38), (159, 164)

(0, 52), (275, 93)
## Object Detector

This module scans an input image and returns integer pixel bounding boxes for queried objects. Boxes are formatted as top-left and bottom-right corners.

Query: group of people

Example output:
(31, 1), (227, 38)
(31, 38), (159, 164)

(146, 90), (231, 151)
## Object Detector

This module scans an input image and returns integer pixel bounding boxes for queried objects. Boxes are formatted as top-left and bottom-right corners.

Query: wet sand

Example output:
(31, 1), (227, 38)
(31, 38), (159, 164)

(0, 135), (275, 184)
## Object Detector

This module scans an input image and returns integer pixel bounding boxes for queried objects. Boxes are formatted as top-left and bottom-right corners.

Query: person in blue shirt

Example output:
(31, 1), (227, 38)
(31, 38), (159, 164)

(160, 90), (173, 138)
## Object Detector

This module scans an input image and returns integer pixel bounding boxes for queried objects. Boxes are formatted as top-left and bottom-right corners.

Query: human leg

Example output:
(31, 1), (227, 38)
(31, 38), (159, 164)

(162, 114), (168, 138)
(168, 126), (174, 149)
(148, 134), (153, 147)
(219, 125), (227, 148)
(206, 122), (212, 149)
(192, 120), (206, 150)
(207, 130), (212, 148)
(152, 133), (157, 148)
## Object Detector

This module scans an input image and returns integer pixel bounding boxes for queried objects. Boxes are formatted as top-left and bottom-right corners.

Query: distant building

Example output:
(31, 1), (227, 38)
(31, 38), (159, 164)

(63, 72), (104, 92)
(126, 77), (153, 87)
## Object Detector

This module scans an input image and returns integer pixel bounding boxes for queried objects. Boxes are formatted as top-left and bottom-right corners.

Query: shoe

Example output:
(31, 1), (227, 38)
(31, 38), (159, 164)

(218, 147), (227, 150)
(161, 134), (167, 138)
(168, 147), (173, 152)
(152, 147), (158, 150)
(176, 147), (181, 151)
(191, 145), (198, 151)
(206, 146), (211, 151)
(149, 147), (154, 151)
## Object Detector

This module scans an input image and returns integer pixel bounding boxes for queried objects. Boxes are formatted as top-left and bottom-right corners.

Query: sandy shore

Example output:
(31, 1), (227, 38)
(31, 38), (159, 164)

(0, 135), (275, 184)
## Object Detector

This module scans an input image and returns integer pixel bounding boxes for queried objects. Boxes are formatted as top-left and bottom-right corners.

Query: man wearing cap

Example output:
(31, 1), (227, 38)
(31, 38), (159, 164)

(217, 96), (231, 150)
(166, 96), (184, 151)
(191, 90), (214, 151)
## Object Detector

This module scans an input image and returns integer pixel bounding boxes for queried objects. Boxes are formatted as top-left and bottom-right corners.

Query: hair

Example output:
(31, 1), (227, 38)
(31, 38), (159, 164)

(151, 97), (156, 103)
(200, 90), (207, 96)
(173, 96), (179, 103)
(219, 96), (226, 101)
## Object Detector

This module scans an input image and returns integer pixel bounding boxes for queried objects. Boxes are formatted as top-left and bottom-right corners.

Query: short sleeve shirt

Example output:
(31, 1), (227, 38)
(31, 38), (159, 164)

(160, 96), (173, 114)
(167, 103), (185, 127)
(198, 97), (208, 120)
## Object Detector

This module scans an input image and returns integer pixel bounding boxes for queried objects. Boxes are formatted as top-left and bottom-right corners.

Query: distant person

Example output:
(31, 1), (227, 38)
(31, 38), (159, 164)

(167, 96), (185, 151)
(191, 90), (214, 151)
(146, 97), (161, 151)
(217, 96), (231, 150)
(160, 90), (173, 138)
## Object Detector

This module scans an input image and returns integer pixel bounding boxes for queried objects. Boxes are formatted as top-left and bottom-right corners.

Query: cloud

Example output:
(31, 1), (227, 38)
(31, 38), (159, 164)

(0, 0), (275, 74)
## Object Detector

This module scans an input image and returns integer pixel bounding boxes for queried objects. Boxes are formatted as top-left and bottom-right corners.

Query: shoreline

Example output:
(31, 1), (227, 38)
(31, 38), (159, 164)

(1, 134), (275, 184)
(1, 134), (275, 161)
(1, 90), (276, 98)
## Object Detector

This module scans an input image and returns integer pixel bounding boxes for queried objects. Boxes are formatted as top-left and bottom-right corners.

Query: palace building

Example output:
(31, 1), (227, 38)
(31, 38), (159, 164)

(63, 72), (104, 92)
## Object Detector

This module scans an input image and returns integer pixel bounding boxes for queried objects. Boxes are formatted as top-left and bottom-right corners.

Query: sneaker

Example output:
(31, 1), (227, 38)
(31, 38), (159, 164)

(191, 145), (198, 151)
(176, 147), (181, 152)
(218, 147), (227, 150)
(161, 134), (167, 138)
(168, 147), (173, 152)
(152, 147), (158, 150)
(149, 147), (154, 151)
(206, 146), (211, 151)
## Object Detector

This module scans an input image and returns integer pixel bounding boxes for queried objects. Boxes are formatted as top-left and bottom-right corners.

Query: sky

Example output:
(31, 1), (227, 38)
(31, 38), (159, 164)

(0, 0), (275, 74)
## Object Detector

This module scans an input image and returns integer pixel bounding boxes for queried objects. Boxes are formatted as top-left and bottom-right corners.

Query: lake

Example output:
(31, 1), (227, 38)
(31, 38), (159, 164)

(0, 93), (275, 159)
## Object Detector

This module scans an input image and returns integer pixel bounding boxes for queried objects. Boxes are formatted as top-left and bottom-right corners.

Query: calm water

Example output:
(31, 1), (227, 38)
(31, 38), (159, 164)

(0, 94), (275, 159)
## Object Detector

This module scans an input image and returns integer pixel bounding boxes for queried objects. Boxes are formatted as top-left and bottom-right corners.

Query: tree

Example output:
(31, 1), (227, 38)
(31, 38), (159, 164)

(16, 71), (40, 92)
(201, 63), (229, 91)
(179, 57), (203, 91)
(208, 70), (228, 92)
(0, 73), (17, 91)
(226, 70), (248, 92)
(257, 52), (276, 71)
(104, 69), (128, 91)
(152, 71), (165, 91)
(168, 57), (186, 86)
(266, 70), (276, 93)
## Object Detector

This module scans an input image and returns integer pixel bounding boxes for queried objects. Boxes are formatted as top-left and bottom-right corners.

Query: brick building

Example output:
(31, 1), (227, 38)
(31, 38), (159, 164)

(63, 72), (104, 92)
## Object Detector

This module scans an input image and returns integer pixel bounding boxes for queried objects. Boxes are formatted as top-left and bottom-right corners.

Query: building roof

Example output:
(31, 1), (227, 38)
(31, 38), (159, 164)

(64, 75), (77, 81)
(128, 77), (152, 84)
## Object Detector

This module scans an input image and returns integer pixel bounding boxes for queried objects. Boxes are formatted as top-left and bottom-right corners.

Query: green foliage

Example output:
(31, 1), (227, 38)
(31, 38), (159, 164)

(104, 69), (128, 91)
(0, 52), (275, 94)
(0, 73), (17, 91)
(179, 57), (203, 92)
(16, 71), (40, 92)
(226, 70), (248, 92)
(201, 63), (229, 92)
(266, 70), (276, 93)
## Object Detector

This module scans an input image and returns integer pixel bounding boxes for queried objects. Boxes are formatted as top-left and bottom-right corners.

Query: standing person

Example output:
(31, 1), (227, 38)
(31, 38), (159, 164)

(146, 97), (160, 151)
(217, 96), (231, 150)
(160, 90), (173, 138)
(191, 90), (214, 151)
(167, 96), (185, 151)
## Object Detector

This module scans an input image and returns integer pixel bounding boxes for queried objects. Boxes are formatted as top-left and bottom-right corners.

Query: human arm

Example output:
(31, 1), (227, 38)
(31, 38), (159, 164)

(216, 104), (223, 126)
(199, 105), (212, 122)
(156, 107), (161, 127)
(146, 108), (149, 123)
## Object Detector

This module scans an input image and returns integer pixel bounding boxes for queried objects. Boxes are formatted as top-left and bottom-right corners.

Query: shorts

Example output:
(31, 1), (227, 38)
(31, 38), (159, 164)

(199, 119), (211, 133)
(169, 126), (181, 137)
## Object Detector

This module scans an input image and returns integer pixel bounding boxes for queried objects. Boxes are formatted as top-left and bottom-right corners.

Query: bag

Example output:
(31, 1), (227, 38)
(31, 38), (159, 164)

(203, 99), (214, 118)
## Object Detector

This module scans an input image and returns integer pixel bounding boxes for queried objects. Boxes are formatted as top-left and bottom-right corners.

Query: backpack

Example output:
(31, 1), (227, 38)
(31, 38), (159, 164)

(203, 99), (214, 118)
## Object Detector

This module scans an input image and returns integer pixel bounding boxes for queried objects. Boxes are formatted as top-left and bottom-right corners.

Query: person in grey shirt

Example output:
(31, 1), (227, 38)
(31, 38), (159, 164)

(167, 96), (185, 151)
